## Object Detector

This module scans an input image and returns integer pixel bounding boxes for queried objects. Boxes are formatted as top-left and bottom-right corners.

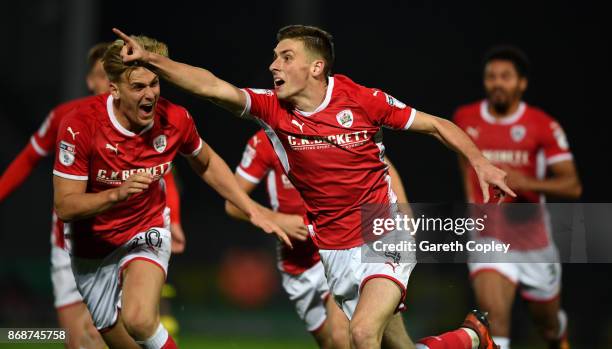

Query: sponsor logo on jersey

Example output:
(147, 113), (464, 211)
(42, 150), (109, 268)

(105, 143), (119, 155)
(249, 88), (273, 96)
(59, 141), (75, 166)
(240, 144), (256, 168)
(287, 130), (369, 150)
(67, 127), (80, 140)
(482, 149), (529, 165)
(510, 125), (526, 142)
(291, 119), (305, 133)
(336, 109), (354, 128)
(466, 126), (479, 139)
(153, 135), (167, 153)
(385, 93), (406, 109)
(95, 161), (172, 184)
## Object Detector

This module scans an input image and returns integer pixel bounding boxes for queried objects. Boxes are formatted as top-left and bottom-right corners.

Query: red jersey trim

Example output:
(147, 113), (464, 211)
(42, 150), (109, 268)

(236, 167), (262, 184)
(180, 137), (204, 158)
(30, 136), (49, 156)
(403, 108), (417, 130)
(547, 153), (573, 165)
(53, 169), (88, 181)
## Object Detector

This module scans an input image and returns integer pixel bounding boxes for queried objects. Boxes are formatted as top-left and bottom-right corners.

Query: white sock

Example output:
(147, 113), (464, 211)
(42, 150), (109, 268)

(462, 328), (480, 349)
(136, 323), (168, 349)
(492, 336), (510, 349)
(557, 310), (568, 338)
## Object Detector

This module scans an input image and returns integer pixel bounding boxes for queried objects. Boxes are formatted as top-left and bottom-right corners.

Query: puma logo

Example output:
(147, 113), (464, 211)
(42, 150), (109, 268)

(105, 143), (119, 155)
(67, 127), (80, 140)
(291, 119), (304, 133)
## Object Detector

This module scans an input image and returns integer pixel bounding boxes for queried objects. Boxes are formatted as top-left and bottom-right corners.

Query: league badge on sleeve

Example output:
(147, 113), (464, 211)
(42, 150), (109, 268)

(336, 109), (354, 128)
(384, 93), (407, 109)
(59, 141), (76, 166)
(153, 135), (167, 153)
(240, 144), (256, 168)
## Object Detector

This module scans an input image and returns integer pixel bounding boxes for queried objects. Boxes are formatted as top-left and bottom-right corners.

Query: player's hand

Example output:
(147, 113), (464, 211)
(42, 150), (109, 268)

(112, 28), (149, 64)
(249, 208), (293, 249)
(503, 167), (531, 193)
(272, 213), (308, 241)
(170, 222), (187, 254)
(473, 159), (516, 203)
(114, 173), (153, 202)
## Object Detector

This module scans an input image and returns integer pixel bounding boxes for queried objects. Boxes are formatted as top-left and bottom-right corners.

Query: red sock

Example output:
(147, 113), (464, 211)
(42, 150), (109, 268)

(417, 329), (473, 349)
(161, 335), (178, 349)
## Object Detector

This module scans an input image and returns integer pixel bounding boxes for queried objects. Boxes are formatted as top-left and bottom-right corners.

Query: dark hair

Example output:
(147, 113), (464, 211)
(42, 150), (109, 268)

(277, 25), (335, 76)
(483, 45), (530, 78)
(87, 42), (111, 71)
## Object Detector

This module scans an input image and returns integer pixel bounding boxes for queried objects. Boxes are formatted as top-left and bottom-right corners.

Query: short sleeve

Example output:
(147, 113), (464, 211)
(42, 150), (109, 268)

(178, 108), (204, 157)
(31, 109), (61, 157)
(539, 116), (573, 165)
(236, 131), (274, 184)
(240, 88), (280, 127)
(361, 88), (417, 130)
(53, 112), (92, 181)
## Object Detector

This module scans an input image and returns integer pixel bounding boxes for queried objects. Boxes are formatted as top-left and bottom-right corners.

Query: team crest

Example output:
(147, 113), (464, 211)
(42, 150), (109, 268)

(153, 135), (167, 153)
(336, 109), (354, 128)
(385, 93), (407, 109)
(510, 125), (526, 142)
(59, 141), (75, 166)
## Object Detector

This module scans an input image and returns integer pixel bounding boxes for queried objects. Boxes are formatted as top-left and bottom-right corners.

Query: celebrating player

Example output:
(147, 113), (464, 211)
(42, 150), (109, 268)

(0, 43), (111, 349)
(454, 46), (581, 349)
(113, 25), (515, 349)
(52, 36), (288, 349)
(226, 129), (414, 348)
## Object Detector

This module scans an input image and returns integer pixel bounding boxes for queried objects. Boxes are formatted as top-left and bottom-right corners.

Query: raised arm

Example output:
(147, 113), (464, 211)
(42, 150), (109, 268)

(410, 111), (516, 203)
(112, 28), (246, 115)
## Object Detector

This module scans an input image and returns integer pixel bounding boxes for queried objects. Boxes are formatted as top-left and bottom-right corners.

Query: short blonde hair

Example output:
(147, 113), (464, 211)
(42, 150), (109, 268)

(103, 35), (169, 82)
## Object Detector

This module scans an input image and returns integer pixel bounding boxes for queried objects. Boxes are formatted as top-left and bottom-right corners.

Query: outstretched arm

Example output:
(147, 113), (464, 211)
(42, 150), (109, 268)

(113, 28), (246, 115)
(0, 143), (44, 202)
(410, 111), (516, 203)
(187, 141), (292, 248)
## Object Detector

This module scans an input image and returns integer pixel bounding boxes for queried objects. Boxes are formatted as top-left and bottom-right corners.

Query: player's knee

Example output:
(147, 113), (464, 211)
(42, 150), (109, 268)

(349, 321), (380, 348)
(122, 307), (158, 340)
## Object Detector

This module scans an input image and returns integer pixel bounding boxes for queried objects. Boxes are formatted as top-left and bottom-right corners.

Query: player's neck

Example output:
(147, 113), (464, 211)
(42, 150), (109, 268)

(487, 99), (521, 119)
(292, 78), (328, 113)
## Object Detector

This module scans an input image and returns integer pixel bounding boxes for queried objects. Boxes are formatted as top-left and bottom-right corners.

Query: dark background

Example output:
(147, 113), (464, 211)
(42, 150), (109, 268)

(0, 0), (611, 347)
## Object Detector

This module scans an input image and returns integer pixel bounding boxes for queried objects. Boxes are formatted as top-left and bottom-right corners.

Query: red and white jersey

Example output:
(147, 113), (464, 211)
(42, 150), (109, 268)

(237, 129), (319, 275)
(53, 94), (202, 258)
(454, 100), (573, 250)
(31, 97), (92, 249)
(241, 74), (416, 250)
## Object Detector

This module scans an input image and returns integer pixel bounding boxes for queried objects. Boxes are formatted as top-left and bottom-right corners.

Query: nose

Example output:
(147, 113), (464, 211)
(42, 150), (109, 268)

(269, 57), (280, 73)
(143, 86), (156, 100)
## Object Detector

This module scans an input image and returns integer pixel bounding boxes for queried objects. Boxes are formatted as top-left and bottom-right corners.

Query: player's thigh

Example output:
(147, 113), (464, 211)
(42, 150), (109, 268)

(471, 265), (518, 312)
(351, 278), (402, 336)
(322, 294), (350, 349)
(121, 259), (166, 321)
(57, 303), (90, 348)
(100, 315), (141, 349)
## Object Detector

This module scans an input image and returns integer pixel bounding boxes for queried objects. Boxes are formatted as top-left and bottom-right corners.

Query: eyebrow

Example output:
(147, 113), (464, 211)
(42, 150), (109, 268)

(273, 49), (294, 57)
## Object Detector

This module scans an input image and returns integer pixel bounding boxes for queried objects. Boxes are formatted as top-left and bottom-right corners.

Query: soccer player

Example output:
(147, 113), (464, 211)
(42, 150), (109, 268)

(0, 43), (111, 349)
(453, 46), (582, 349)
(113, 25), (516, 349)
(226, 129), (414, 348)
(52, 36), (288, 349)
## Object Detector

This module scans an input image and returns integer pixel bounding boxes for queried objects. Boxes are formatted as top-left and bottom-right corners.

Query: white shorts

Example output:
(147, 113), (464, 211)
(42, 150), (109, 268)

(281, 261), (330, 332)
(71, 227), (171, 331)
(468, 262), (562, 301)
(51, 244), (83, 309)
(319, 244), (416, 319)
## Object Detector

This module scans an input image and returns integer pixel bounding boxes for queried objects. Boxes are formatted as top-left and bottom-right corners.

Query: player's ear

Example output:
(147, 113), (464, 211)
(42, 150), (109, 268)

(109, 81), (120, 99)
(311, 59), (325, 78)
(519, 77), (528, 92)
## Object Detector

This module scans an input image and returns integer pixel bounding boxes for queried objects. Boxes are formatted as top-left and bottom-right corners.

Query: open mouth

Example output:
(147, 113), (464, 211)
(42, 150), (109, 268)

(139, 103), (154, 114)
(274, 78), (285, 88)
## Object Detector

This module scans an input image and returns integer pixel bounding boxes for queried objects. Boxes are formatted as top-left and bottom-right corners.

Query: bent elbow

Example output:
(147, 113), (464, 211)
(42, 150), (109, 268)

(572, 183), (583, 199)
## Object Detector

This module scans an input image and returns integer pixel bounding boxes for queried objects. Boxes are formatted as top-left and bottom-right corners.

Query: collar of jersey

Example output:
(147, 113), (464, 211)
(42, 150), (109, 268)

(106, 95), (154, 137)
(294, 76), (335, 117)
(480, 100), (526, 125)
